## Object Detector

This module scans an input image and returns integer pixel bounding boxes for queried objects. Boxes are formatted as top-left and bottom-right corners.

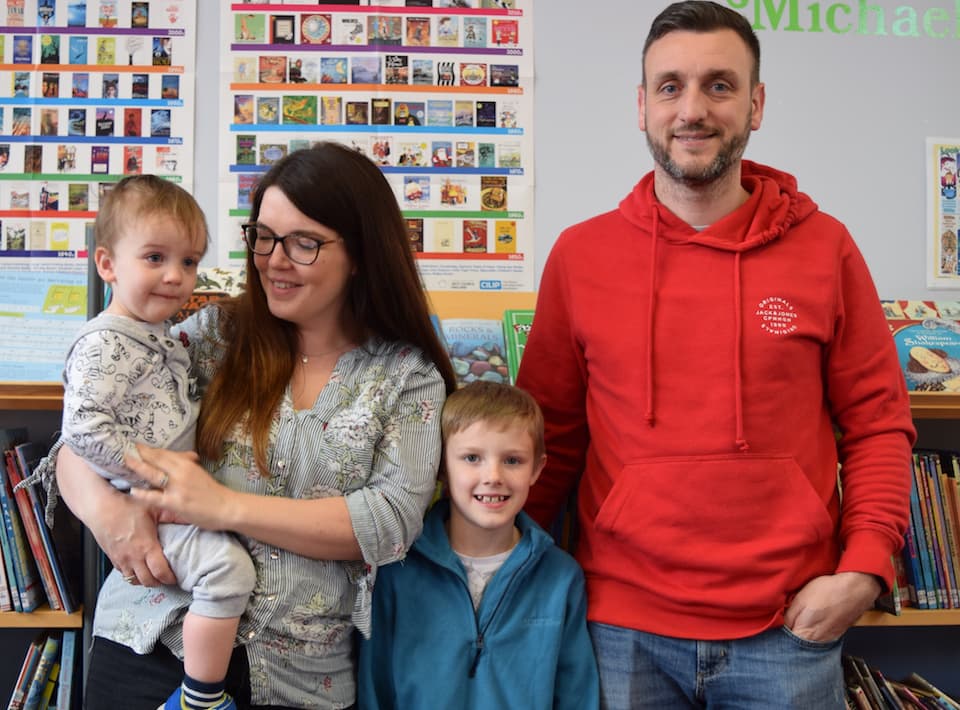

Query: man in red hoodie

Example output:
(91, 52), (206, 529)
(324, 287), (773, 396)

(517, 2), (915, 708)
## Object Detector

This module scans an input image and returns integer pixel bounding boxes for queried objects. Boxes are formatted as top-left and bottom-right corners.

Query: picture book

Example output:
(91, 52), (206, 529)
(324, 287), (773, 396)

(235, 12), (266, 42)
(502, 309), (534, 384)
(460, 62), (487, 88)
(890, 318), (960, 392)
(351, 56), (381, 84)
(437, 60), (456, 86)
(150, 108), (171, 137)
(8, 635), (44, 710)
(282, 95), (317, 125)
(436, 15), (458, 46)
(270, 14), (295, 44)
(320, 96), (342, 125)
(494, 219), (517, 253)
(412, 58), (434, 85)
(491, 18), (519, 46)
(258, 143), (287, 166)
(333, 15), (366, 45)
(402, 176), (430, 208)
(405, 16), (430, 46)
(68, 183), (89, 210)
(427, 99), (453, 127)
(478, 143), (496, 168)
(0, 541), (12, 611)
(397, 140), (427, 167)
(0, 450), (41, 612)
(369, 97), (390, 125)
(490, 63), (519, 88)
(498, 142), (521, 168)
(234, 94), (254, 124)
(71, 72), (88, 98)
(259, 55), (287, 83)
(454, 100), (474, 127)
(236, 134), (257, 165)
(433, 220), (456, 252)
(455, 141), (475, 168)
(95, 107), (114, 136)
(301, 14), (331, 44)
(406, 218), (423, 252)
(440, 318), (509, 387)
(462, 219), (487, 252)
(320, 56), (348, 84)
(394, 101), (423, 126)
(432, 140), (453, 168)
(131, 72), (149, 98)
(368, 15), (402, 45)
(0, 428), (28, 611)
(345, 100), (368, 125)
(480, 175), (507, 211)
(68, 35), (87, 64)
(21, 633), (60, 710)
(464, 17), (487, 47)
(123, 107), (141, 137)
(384, 54), (409, 84)
(39, 34), (60, 64)
(369, 136), (393, 166)
(476, 100), (497, 128)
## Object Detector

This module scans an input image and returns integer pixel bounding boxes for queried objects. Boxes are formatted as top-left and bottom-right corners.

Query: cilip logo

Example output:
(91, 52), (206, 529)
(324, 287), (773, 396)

(479, 280), (502, 290)
(755, 296), (798, 335)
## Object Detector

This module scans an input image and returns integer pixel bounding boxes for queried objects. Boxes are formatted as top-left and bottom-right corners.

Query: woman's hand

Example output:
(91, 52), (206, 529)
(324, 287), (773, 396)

(56, 446), (175, 587)
(127, 444), (239, 532)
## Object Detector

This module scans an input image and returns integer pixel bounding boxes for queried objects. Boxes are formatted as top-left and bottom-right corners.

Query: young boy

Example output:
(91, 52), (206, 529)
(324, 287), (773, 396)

(357, 381), (599, 709)
(61, 175), (255, 710)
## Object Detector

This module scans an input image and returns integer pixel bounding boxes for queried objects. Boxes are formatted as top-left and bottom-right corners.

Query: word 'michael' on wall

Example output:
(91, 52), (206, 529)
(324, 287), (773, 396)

(728, 0), (960, 38)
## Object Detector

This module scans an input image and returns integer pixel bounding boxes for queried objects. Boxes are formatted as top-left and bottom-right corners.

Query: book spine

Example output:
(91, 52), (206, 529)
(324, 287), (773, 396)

(935, 454), (960, 608)
(942, 454), (960, 610)
(920, 453), (952, 608)
(0, 480), (24, 611)
(915, 454), (944, 607)
(928, 454), (958, 608)
(55, 630), (77, 710)
(0, 457), (41, 612)
(0, 541), (13, 611)
(37, 662), (58, 710)
(5, 451), (62, 611)
(8, 637), (43, 710)
(909, 454), (934, 608)
(22, 634), (59, 710)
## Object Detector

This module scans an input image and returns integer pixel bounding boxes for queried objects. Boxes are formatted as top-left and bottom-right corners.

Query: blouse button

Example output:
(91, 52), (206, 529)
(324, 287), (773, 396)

(266, 594), (277, 602)
(270, 551), (280, 560)
(247, 631), (256, 639)
(164, 339), (175, 348)
(277, 460), (285, 470)
(148, 334), (158, 341)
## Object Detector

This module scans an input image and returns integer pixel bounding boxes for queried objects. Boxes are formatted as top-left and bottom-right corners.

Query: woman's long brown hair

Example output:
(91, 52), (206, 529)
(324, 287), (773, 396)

(197, 142), (457, 475)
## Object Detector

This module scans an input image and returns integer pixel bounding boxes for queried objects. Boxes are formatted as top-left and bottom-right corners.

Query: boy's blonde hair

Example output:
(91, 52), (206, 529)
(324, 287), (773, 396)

(95, 174), (208, 254)
(441, 381), (545, 461)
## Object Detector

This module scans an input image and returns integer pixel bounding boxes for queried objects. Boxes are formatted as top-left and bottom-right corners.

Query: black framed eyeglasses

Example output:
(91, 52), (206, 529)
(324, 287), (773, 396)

(241, 223), (342, 266)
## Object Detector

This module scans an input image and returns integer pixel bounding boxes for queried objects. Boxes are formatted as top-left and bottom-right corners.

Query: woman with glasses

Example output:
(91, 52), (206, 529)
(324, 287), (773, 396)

(53, 142), (457, 710)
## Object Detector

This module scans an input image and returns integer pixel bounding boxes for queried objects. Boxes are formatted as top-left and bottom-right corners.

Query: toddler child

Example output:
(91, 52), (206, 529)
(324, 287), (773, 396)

(357, 381), (599, 709)
(60, 175), (255, 710)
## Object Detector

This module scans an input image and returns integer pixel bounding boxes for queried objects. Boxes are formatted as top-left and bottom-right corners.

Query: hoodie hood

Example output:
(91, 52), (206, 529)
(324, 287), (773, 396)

(616, 160), (819, 451)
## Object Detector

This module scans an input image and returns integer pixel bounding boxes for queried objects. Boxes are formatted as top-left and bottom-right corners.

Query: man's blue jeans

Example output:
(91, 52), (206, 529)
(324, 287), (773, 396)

(589, 621), (845, 709)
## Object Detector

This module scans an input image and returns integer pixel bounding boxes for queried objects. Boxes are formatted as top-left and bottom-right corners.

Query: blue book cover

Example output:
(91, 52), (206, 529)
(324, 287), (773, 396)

(56, 630), (77, 710)
(22, 633), (59, 710)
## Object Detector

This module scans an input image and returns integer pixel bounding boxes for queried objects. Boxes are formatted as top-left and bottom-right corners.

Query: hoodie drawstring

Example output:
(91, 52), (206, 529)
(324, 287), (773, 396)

(732, 252), (749, 452)
(644, 208), (660, 427)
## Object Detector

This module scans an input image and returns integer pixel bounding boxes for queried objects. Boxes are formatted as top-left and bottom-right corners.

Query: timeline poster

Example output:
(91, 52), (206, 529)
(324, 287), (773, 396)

(218, 1), (535, 292)
(928, 137), (960, 289)
(0, 0), (197, 380)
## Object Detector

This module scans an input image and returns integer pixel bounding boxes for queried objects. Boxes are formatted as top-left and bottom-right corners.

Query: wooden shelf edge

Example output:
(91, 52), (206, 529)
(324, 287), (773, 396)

(0, 604), (83, 629)
(909, 392), (960, 418)
(856, 608), (960, 626)
(0, 382), (65, 411)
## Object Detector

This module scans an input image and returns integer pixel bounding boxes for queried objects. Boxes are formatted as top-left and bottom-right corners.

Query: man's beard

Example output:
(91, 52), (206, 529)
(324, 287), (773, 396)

(647, 116), (752, 187)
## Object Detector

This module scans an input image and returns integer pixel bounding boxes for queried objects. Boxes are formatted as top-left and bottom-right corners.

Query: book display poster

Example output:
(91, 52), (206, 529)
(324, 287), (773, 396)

(0, 0), (198, 382)
(218, 2), (535, 292)
(927, 137), (960, 289)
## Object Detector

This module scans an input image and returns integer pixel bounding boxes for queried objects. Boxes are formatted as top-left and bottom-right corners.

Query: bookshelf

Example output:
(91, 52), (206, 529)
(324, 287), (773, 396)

(0, 605), (83, 629)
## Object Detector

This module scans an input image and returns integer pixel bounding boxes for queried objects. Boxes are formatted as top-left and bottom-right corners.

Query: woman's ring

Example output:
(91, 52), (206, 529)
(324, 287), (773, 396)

(158, 472), (169, 490)
(122, 574), (136, 583)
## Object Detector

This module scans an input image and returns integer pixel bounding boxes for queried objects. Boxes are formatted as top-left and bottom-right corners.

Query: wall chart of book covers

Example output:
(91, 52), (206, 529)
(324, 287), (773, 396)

(0, 0), (198, 381)
(219, 0), (534, 292)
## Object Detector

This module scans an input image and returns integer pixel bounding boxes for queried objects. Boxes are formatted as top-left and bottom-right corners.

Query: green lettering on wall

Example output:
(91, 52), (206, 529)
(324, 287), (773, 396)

(892, 6), (919, 36)
(923, 6), (949, 37)
(752, 0), (805, 30)
(827, 3), (853, 32)
(858, 0), (888, 35)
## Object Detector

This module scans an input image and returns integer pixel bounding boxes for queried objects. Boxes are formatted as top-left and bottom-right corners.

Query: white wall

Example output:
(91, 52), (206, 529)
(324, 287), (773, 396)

(193, 0), (959, 299)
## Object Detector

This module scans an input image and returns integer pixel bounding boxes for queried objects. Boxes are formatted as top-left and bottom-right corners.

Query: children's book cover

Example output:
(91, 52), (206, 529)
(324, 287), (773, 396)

(235, 12), (266, 42)
(454, 100), (474, 127)
(436, 16), (459, 46)
(490, 63), (519, 87)
(502, 309), (534, 384)
(13, 71), (30, 96)
(440, 177), (467, 206)
(155, 144), (178, 172)
(476, 100), (496, 127)
(152, 36), (171, 66)
(131, 72), (148, 98)
(24, 145), (43, 173)
(12, 107), (31, 136)
(499, 100), (518, 128)
(491, 18), (519, 46)
(370, 97), (391, 125)
(320, 96), (342, 125)
(477, 143), (497, 168)
(233, 94), (254, 124)
(369, 136), (393, 166)
(368, 15), (402, 45)
(67, 182), (89, 210)
(333, 15), (366, 45)
(122, 145), (141, 174)
(12, 35), (32, 63)
(890, 318), (960, 392)
(405, 16), (430, 46)
(498, 142), (521, 168)
(406, 218), (424, 252)
(259, 55), (287, 83)
(94, 107), (114, 136)
(320, 57), (348, 84)
(433, 219), (456, 252)
(462, 218), (486, 252)
(259, 143), (287, 166)
(345, 100), (368, 125)
(437, 60), (456, 86)
(455, 141), (475, 168)
(432, 141), (453, 168)
(39, 108), (58, 136)
(282, 95), (317, 125)
(123, 107), (141, 136)
(256, 96), (279, 124)
(402, 176), (430, 207)
(494, 219), (517, 253)
(131, 1), (148, 28)
(441, 318), (509, 387)
(301, 14), (331, 44)
(98, 0), (117, 27)
(91, 145), (109, 174)
(39, 34), (59, 64)
(351, 56), (381, 84)
(385, 54), (409, 84)
(463, 17), (487, 47)
(233, 56), (257, 83)
(41, 72), (59, 98)
(71, 72), (88, 98)
(397, 140), (427, 167)
(101, 72), (119, 98)
(150, 108), (171, 137)
(270, 14), (295, 44)
(427, 99), (453, 127)
(68, 108), (86, 136)
(237, 174), (257, 210)
(161, 75), (179, 99)
(459, 62), (487, 87)
(480, 175), (507, 211)
(394, 101), (423, 126)
(96, 36), (115, 65)
(68, 35), (87, 63)
(412, 58), (434, 85)
(236, 134), (257, 165)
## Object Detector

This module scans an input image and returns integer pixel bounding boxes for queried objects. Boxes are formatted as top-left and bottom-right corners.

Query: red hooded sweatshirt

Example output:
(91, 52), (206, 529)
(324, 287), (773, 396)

(518, 161), (915, 639)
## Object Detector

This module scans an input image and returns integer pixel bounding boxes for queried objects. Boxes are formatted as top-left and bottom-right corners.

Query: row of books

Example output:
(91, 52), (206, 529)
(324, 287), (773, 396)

(844, 655), (959, 710)
(0, 428), (79, 615)
(432, 308), (533, 388)
(884, 451), (960, 612)
(7, 630), (78, 710)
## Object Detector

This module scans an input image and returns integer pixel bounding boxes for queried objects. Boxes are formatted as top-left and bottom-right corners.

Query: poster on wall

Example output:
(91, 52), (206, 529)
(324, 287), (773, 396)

(218, 1), (534, 292)
(0, 0), (197, 381)
(928, 137), (960, 289)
